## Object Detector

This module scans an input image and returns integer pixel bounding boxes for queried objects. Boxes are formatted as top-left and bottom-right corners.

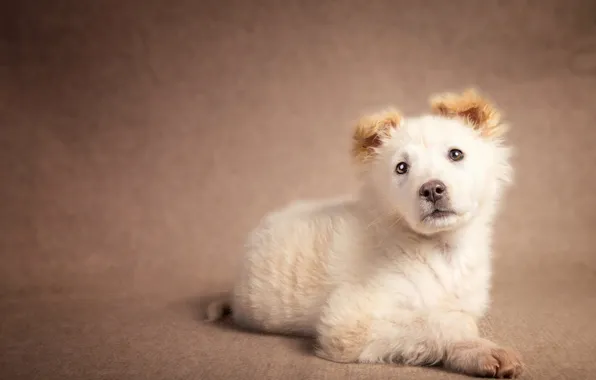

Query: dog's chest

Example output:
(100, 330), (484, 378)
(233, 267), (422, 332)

(425, 251), (471, 293)
(383, 244), (488, 313)
(424, 251), (488, 313)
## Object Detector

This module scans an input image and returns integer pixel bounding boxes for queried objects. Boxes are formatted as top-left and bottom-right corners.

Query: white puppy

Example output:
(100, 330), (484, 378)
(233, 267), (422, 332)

(207, 89), (523, 378)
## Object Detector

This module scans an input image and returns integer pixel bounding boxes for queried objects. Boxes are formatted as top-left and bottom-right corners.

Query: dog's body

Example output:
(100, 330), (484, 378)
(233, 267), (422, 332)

(207, 90), (523, 378)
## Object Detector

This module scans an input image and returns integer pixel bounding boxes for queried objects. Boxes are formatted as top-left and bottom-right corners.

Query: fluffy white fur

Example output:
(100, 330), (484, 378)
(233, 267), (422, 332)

(207, 90), (523, 378)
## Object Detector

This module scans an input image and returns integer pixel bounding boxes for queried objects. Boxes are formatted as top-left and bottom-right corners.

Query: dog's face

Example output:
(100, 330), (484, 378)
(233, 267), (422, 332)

(353, 90), (512, 235)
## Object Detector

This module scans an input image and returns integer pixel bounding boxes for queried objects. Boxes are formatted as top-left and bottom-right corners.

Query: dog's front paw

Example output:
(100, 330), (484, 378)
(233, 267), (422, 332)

(446, 339), (524, 378)
(488, 346), (524, 379)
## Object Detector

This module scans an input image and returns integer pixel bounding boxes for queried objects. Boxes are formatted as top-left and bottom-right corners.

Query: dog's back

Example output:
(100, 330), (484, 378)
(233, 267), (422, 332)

(229, 197), (358, 336)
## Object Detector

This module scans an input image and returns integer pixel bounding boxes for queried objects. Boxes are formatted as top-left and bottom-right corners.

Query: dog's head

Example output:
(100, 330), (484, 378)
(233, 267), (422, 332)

(352, 89), (512, 235)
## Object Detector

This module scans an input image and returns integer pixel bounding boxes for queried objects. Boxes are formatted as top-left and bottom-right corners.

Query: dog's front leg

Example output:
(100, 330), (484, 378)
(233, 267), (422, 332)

(314, 287), (523, 378)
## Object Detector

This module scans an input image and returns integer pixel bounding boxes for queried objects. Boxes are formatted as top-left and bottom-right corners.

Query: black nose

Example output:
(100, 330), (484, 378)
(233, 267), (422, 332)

(419, 180), (447, 203)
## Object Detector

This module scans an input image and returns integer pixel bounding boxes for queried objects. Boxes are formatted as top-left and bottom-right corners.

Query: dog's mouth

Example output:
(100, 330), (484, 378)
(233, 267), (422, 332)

(422, 209), (456, 222)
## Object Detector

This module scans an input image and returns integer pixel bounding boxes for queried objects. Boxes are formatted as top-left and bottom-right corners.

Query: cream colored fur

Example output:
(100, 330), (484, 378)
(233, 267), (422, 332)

(208, 89), (523, 378)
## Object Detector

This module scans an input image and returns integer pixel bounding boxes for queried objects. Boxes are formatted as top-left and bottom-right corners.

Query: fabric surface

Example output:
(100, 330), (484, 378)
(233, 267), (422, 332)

(1, 1), (595, 379)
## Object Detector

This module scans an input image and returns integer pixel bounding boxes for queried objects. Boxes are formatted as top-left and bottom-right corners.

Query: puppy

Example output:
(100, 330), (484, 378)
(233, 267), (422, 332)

(207, 89), (523, 378)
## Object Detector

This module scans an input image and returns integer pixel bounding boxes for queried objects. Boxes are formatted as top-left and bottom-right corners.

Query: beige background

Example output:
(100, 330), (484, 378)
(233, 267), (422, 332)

(1, 1), (595, 379)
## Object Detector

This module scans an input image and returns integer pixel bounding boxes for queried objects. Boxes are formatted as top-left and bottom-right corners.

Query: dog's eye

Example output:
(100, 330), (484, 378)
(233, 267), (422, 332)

(448, 149), (464, 162)
(395, 162), (409, 175)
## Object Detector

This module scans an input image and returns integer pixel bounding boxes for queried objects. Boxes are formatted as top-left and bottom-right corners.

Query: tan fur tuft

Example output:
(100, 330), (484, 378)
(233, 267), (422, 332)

(352, 109), (402, 163)
(430, 89), (507, 138)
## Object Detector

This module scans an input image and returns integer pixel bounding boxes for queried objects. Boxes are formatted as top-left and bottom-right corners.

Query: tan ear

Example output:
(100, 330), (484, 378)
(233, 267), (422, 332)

(352, 108), (402, 163)
(430, 89), (507, 138)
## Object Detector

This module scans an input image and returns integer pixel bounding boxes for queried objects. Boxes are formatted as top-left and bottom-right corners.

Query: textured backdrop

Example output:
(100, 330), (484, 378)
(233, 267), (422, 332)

(1, 1), (595, 379)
